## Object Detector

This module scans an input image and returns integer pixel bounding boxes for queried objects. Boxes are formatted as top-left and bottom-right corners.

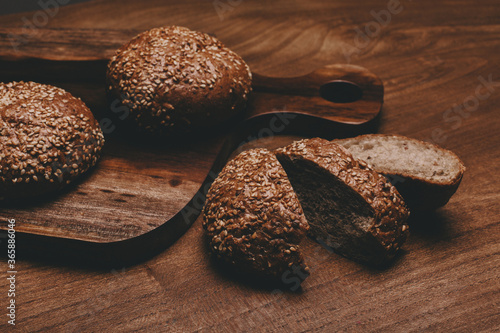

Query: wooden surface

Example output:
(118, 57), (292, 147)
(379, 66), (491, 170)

(0, 59), (382, 251)
(1, 0), (499, 331)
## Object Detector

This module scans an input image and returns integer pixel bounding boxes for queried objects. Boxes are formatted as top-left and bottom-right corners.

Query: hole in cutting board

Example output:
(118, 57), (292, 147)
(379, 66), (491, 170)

(320, 81), (363, 103)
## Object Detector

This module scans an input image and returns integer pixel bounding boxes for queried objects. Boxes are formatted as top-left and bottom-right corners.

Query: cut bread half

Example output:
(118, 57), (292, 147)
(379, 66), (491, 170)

(202, 148), (309, 281)
(335, 134), (466, 211)
(275, 138), (409, 266)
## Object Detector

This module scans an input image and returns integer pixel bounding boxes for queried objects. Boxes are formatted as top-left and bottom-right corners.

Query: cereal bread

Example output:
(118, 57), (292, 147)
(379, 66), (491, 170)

(0, 81), (104, 200)
(106, 26), (252, 136)
(202, 149), (309, 280)
(335, 134), (466, 211)
(275, 138), (409, 265)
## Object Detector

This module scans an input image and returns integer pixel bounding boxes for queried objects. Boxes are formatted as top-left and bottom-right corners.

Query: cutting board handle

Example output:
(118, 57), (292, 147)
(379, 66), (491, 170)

(249, 64), (383, 124)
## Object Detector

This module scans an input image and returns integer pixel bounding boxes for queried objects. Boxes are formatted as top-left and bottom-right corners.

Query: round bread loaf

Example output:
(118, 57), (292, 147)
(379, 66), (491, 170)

(202, 148), (310, 281)
(106, 26), (252, 136)
(0, 81), (105, 200)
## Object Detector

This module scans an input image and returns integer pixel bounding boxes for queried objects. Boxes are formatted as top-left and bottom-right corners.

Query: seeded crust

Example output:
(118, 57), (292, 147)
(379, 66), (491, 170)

(275, 138), (409, 265)
(106, 26), (252, 136)
(0, 81), (104, 200)
(335, 134), (466, 211)
(202, 149), (309, 280)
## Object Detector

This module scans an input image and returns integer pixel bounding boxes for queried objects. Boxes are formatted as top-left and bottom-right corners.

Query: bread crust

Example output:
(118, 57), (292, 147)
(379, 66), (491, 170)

(276, 138), (410, 265)
(0, 81), (104, 200)
(335, 134), (466, 211)
(202, 149), (309, 280)
(106, 26), (252, 136)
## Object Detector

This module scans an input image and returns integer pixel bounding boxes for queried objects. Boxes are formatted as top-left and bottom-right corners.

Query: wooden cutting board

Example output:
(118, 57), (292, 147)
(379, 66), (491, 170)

(0, 28), (383, 265)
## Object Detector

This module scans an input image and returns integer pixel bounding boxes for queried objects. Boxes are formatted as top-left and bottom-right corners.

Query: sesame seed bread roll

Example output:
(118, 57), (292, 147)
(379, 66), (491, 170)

(0, 81), (104, 200)
(202, 149), (310, 281)
(275, 138), (409, 265)
(106, 26), (252, 136)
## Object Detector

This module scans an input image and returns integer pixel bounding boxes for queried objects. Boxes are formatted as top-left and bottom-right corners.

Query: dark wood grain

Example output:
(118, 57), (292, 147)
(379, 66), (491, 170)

(0, 0), (499, 332)
(0, 27), (138, 61)
(0, 58), (382, 256)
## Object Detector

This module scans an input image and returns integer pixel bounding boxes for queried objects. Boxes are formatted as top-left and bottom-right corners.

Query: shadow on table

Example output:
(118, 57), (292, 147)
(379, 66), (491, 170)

(407, 209), (457, 243)
(201, 234), (308, 294)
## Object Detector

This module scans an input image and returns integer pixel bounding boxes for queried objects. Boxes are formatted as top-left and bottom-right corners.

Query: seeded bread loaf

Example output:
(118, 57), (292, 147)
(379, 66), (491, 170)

(202, 149), (309, 280)
(275, 138), (409, 265)
(0, 81), (104, 200)
(106, 26), (252, 136)
(335, 134), (466, 211)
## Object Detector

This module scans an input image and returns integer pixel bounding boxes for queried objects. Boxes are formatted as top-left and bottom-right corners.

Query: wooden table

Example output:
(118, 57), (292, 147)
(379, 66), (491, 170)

(1, 0), (499, 331)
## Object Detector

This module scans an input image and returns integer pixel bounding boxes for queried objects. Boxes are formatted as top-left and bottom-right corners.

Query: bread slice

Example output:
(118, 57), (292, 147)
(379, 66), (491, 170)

(335, 134), (466, 211)
(202, 148), (310, 281)
(275, 138), (409, 266)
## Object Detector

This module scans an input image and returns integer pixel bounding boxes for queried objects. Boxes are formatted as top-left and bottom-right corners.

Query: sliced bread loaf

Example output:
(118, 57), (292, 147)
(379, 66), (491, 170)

(202, 148), (310, 280)
(275, 138), (409, 265)
(335, 134), (466, 211)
